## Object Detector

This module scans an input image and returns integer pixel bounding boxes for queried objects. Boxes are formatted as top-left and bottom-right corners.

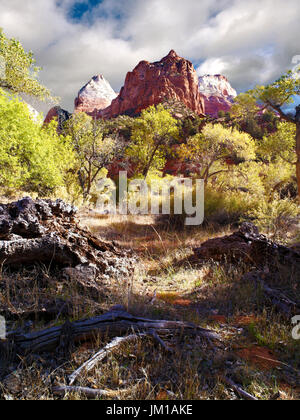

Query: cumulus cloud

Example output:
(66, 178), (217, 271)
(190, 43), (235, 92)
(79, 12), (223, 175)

(0, 0), (299, 112)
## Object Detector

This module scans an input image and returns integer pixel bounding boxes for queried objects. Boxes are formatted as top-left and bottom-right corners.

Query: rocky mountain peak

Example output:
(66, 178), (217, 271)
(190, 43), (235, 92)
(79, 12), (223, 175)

(74, 74), (118, 117)
(100, 51), (205, 119)
(198, 74), (237, 117)
(165, 50), (180, 59)
(198, 74), (237, 99)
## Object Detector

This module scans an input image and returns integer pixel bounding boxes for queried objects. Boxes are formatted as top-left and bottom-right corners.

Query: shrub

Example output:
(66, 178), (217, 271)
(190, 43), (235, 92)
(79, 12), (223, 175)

(247, 195), (300, 242)
(158, 185), (256, 230)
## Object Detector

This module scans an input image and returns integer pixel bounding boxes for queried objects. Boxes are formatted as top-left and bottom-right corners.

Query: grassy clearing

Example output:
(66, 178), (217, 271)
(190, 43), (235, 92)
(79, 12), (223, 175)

(0, 213), (299, 400)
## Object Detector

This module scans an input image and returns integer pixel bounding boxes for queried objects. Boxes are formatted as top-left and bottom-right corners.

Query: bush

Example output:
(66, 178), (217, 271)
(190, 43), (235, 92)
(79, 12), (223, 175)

(158, 185), (256, 230)
(204, 188), (255, 226)
(247, 195), (300, 242)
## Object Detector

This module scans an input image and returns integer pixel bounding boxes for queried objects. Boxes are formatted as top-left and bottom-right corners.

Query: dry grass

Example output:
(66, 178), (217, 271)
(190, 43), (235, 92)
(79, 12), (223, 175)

(0, 212), (299, 400)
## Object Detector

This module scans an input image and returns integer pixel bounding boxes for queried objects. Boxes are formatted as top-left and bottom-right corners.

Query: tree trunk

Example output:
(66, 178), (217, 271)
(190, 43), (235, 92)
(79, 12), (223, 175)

(143, 143), (160, 179)
(296, 122), (300, 201)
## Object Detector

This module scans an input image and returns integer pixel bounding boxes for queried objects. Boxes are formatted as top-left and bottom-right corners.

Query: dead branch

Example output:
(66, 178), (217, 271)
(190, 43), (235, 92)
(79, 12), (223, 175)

(243, 271), (299, 316)
(223, 377), (258, 401)
(68, 334), (145, 386)
(10, 309), (220, 354)
(149, 329), (174, 354)
(52, 385), (125, 399)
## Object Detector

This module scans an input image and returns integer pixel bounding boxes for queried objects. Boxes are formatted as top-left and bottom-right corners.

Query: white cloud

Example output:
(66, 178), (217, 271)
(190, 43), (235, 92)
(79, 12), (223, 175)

(0, 0), (299, 112)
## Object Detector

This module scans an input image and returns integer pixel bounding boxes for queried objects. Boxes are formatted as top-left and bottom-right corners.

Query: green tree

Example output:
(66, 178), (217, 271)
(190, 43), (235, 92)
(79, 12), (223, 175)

(127, 104), (179, 178)
(0, 88), (74, 195)
(0, 29), (54, 101)
(259, 122), (296, 165)
(240, 70), (300, 198)
(231, 93), (260, 122)
(179, 123), (256, 185)
(65, 112), (124, 198)
(230, 93), (266, 139)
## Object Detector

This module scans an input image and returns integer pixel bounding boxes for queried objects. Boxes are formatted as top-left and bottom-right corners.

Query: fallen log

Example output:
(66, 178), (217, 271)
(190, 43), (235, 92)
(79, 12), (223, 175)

(10, 309), (220, 354)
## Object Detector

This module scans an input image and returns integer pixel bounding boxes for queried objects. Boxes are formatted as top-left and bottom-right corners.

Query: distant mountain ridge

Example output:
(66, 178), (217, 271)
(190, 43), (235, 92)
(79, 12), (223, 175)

(45, 51), (238, 123)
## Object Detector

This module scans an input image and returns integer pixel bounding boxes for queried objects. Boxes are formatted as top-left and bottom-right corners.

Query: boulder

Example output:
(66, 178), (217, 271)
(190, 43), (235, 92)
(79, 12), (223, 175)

(192, 223), (300, 269)
(0, 198), (134, 282)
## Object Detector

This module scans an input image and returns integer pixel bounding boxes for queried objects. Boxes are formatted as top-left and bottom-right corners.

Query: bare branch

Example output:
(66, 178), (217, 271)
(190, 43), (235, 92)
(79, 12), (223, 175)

(68, 334), (145, 386)
(222, 377), (258, 401)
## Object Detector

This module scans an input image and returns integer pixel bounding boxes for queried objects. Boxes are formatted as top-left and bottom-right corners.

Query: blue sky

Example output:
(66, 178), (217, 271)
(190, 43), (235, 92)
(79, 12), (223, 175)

(69, 2), (91, 20)
(0, 0), (300, 112)
(68, 0), (103, 20)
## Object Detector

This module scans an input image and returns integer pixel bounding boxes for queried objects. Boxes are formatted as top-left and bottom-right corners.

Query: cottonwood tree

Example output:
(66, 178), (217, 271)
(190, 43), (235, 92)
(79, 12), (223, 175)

(127, 104), (179, 179)
(0, 88), (74, 195)
(0, 29), (55, 101)
(65, 112), (124, 198)
(236, 69), (300, 198)
(179, 124), (256, 185)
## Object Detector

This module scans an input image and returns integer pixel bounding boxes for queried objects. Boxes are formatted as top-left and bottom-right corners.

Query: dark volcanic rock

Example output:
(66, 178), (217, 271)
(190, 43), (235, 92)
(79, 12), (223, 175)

(0, 198), (134, 282)
(0, 197), (75, 240)
(192, 223), (300, 270)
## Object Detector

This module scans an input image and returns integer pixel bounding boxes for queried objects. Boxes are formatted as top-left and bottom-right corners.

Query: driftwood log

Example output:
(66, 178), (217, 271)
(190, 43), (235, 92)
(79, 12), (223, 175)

(68, 331), (175, 386)
(9, 309), (220, 354)
(68, 334), (146, 385)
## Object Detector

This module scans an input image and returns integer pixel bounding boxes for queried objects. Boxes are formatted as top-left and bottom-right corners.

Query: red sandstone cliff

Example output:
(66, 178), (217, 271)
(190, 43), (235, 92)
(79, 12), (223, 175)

(44, 106), (71, 131)
(101, 50), (205, 119)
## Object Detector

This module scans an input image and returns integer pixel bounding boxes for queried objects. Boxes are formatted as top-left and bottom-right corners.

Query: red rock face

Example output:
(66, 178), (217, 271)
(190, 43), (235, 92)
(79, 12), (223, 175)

(44, 106), (71, 131)
(101, 50), (205, 119)
(198, 75), (237, 118)
(202, 94), (232, 117)
(44, 107), (60, 125)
